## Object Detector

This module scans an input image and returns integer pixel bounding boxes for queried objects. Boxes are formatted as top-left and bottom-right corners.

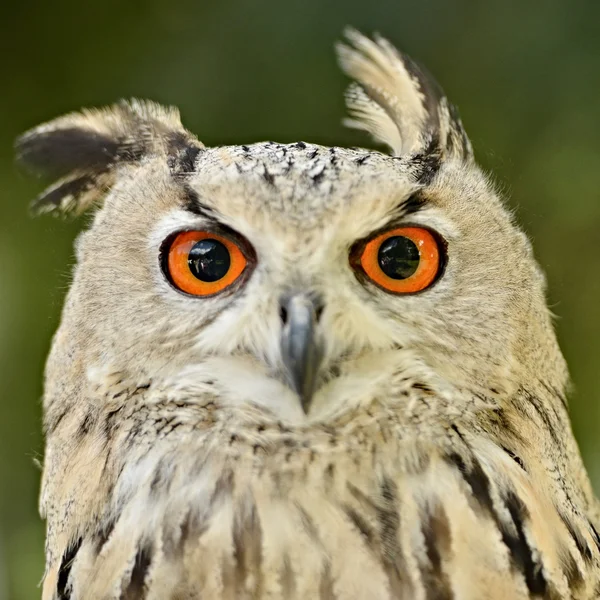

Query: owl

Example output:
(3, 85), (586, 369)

(16, 29), (600, 600)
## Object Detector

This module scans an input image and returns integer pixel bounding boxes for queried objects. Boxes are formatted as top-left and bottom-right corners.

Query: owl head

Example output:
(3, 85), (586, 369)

(16, 29), (566, 424)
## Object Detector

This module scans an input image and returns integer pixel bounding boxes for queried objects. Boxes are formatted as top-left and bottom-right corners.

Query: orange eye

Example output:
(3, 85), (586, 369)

(353, 227), (442, 294)
(165, 231), (249, 296)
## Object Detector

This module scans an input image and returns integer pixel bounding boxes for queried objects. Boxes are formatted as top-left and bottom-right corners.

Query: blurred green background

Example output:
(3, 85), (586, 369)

(1, 0), (599, 598)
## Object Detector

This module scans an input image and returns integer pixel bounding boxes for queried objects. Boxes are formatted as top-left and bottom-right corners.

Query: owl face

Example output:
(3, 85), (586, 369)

(56, 139), (551, 425)
(18, 31), (565, 425)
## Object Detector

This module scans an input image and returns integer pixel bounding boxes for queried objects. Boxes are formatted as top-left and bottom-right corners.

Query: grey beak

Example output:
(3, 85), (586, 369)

(280, 293), (324, 414)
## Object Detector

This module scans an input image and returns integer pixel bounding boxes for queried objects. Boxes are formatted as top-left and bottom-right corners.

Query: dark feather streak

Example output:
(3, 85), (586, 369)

(121, 543), (152, 600)
(31, 173), (104, 214)
(167, 132), (202, 174)
(77, 410), (96, 439)
(262, 164), (275, 186)
(559, 512), (593, 562)
(447, 451), (547, 595)
(378, 478), (400, 556)
(344, 504), (375, 543)
(46, 405), (70, 435)
(525, 391), (562, 447)
(501, 446), (526, 471)
(182, 186), (217, 220)
(410, 137), (442, 185)
(562, 551), (584, 589)
(446, 453), (495, 516)
(589, 521), (600, 554)
(57, 537), (82, 600)
(208, 470), (234, 511)
(16, 127), (120, 178)
(420, 507), (453, 600)
(319, 564), (335, 600)
(377, 478), (409, 598)
(502, 491), (547, 595)
(94, 518), (117, 554)
(394, 52), (443, 135)
(233, 498), (263, 596)
(399, 193), (427, 216)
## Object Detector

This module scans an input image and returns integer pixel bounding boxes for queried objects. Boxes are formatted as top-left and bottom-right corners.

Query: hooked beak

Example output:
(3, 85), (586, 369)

(280, 293), (324, 414)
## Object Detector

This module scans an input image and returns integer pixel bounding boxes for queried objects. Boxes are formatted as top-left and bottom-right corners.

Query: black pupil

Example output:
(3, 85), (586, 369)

(188, 239), (231, 282)
(377, 236), (420, 279)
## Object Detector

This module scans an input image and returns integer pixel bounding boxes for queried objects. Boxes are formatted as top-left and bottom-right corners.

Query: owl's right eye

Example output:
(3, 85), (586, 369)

(164, 231), (249, 296)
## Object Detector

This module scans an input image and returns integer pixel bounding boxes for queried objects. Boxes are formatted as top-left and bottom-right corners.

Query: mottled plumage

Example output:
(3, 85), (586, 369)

(16, 29), (600, 599)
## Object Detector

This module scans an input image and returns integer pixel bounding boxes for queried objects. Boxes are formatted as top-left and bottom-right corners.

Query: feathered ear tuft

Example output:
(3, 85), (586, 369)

(336, 28), (472, 165)
(15, 99), (204, 216)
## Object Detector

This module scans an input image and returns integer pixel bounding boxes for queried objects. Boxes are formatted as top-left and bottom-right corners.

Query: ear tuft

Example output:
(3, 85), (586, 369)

(336, 28), (472, 164)
(16, 100), (203, 216)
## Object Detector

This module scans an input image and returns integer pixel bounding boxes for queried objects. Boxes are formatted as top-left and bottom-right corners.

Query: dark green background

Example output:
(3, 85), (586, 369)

(1, 1), (599, 597)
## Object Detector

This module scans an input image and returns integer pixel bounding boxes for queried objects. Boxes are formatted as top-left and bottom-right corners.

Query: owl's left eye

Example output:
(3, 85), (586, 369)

(164, 231), (248, 296)
(351, 226), (443, 294)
